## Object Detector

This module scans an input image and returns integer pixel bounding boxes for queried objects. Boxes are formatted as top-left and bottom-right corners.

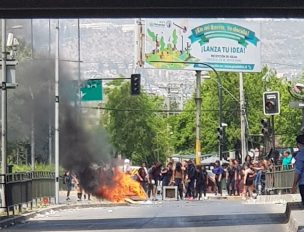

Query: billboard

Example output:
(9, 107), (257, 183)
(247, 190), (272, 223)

(143, 19), (261, 72)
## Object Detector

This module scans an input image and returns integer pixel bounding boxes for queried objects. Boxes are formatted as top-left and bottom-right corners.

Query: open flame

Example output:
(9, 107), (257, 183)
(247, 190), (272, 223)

(97, 169), (147, 202)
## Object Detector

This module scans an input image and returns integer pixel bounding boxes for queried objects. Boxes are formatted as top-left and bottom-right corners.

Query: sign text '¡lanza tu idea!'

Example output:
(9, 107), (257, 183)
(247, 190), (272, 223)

(201, 46), (246, 54)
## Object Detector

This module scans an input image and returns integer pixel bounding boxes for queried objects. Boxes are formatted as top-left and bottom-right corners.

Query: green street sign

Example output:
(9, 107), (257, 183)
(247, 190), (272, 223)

(80, 79), (103, 101)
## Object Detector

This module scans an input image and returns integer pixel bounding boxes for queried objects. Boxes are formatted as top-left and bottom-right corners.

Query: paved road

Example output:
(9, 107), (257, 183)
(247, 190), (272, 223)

(3, 200), (288, 232)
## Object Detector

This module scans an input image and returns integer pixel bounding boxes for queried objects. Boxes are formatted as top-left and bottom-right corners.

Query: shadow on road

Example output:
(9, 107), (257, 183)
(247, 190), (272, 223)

(11, 213), (287, 231)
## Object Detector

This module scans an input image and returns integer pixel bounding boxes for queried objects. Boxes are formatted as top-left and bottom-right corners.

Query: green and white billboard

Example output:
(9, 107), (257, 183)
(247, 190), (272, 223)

(143, 19), (261, 72)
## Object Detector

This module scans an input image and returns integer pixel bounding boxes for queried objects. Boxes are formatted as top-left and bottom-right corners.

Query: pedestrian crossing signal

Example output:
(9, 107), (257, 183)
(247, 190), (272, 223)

(263, 91), (280, 115)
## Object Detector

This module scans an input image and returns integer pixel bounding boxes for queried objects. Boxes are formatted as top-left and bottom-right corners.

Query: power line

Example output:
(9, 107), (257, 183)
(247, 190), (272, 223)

(80, 106), (236, 113)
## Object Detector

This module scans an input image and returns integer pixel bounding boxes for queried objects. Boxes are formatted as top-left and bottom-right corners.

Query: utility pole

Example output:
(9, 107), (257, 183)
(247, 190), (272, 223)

(48, 19), (52, 165)
(54, 19), (60, 204)
(29, 87), (35, 170)
(77, 18), (81, 110)
(240, 72), (247, 163)
(195, 70), (202, 165)
(1, 19), (7, 208)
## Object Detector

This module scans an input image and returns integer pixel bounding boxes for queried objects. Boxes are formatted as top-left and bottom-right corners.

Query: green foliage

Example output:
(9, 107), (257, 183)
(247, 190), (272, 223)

(103, 80), (170, 165)
(170, 67), (302, 155)
(103, 68), (302, 161)
(11, 163), (55, 173)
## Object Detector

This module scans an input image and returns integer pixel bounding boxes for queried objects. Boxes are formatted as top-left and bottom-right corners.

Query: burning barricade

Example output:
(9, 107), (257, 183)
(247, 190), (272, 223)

(75, 165), (147, 203)
(97, 168), (147, 202)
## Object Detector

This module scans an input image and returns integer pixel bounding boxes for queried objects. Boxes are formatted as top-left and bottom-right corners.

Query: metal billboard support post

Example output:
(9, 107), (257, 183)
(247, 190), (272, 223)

(1, 19), (7, 209)
(195, 70), (201, 165)
(239, 72), (247, 164)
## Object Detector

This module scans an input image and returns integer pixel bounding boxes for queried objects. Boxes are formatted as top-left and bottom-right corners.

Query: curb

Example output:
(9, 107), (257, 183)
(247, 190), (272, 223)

(0, 202), (129, 230)
(0, 200), (302, 231)
(285, 202), (304, 232)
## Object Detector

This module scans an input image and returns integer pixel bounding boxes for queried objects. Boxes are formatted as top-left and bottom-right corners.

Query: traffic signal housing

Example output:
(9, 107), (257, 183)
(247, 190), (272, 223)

(130, 74), (141, 95)
(263, 91), (280, 115)
(261, 118), (270, 136)
(217, 127), (223, 142)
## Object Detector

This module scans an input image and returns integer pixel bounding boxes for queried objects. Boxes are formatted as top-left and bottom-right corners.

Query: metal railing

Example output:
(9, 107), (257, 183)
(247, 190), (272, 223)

(265, 166), (294, 193)
(1, 171), (55, 215)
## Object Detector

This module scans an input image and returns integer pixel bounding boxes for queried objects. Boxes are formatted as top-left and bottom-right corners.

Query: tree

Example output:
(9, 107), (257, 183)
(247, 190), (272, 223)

(169, 67), (301, 156)
(103, 80), (170, 165)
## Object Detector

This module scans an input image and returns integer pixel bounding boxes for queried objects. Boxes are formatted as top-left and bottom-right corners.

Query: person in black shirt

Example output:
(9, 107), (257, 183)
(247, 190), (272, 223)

(63, 170), (73, 201)
(195, 165), (208, 200)
(186, 160), (196, 199)
(161, 162), (173, 187)
(226, 159), (237, 196)
(148, 162), (162, 201)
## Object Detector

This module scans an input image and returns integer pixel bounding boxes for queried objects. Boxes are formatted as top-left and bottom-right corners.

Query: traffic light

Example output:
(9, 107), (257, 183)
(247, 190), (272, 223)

(217, 127), (223, 142)
(130, 74), (141, 95)
(261, 119), (270, 136)
(263, 91), (280, 115)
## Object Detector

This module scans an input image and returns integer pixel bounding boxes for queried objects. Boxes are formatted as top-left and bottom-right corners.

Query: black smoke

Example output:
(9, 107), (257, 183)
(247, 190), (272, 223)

(9, 57), (113, 195)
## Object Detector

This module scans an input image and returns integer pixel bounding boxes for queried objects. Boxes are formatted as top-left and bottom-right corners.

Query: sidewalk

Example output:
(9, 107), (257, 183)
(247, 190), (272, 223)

(0, 190), (127, 230)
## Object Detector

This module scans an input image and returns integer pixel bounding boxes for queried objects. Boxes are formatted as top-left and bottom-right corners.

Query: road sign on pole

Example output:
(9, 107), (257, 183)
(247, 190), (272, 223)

(80, 79), (102, 101)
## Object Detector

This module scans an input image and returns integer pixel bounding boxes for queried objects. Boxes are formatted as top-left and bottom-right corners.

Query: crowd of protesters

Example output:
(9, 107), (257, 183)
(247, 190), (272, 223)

(134, 160), (208, 201)
(134, 149), (296, 201)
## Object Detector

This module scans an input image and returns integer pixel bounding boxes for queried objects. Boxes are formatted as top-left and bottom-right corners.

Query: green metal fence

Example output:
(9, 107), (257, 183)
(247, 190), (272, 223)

(3, 171), (55, 215)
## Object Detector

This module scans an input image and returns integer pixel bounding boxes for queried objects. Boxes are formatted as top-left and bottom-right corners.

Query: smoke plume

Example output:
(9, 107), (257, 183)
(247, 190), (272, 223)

(10, 57), (114, 195)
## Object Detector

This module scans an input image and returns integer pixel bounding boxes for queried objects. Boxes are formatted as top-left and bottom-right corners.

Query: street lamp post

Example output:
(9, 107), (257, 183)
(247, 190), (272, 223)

(54, 19), (60, 204)
(195, 70), (202, 165)
(150, 61), (222, 164)
(1, 19), (7, 208)
(1, 20), (21, 207)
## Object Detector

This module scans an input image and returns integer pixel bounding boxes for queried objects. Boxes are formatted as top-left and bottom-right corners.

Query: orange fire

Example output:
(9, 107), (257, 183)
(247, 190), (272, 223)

(97, 169), (147, 202)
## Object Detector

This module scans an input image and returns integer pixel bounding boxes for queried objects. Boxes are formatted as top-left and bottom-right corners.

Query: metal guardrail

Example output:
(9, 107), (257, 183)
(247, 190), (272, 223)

(1, 171), (55, 215)
(265, 167), (294, 193)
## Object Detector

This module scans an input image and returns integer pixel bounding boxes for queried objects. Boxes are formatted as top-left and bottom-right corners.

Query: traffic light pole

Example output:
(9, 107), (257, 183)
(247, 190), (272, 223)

(195, 70), (202, 165)
(271, 115), (275, 151)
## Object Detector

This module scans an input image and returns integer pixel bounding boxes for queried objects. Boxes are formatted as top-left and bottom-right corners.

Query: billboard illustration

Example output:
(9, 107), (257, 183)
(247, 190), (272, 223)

(143, 19), (261, 72)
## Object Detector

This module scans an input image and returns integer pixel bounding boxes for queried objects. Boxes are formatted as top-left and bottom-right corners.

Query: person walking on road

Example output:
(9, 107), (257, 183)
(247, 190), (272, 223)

(212, 160), (224, 196)
(173, 162), (185, 200)
(226, 159), (237, 196)
(63, 171), (73, 201)
(148, 162), (162, 201)
(195, 165), (208, 200)
(186, 160), (196, 200)
(243, 163), (256, 199)
(292, 134), (304, 206)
